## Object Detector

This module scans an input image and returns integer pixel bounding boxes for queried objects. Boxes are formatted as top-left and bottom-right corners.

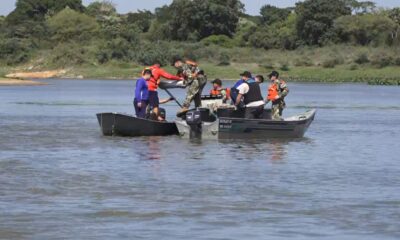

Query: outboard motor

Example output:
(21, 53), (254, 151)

(186, 109), (203, 139)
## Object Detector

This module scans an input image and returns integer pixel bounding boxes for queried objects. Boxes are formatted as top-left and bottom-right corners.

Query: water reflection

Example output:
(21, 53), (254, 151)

(134, 136), (163, 161)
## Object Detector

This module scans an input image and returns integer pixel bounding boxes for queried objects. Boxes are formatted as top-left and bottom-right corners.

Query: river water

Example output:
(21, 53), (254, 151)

(0, 79), (399, 240)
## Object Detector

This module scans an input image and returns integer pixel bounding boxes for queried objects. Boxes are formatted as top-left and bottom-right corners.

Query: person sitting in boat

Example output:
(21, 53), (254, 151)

(134, 69), (152, 119)
(266, 71), (289, 120)
(230, 71), (255, 105)
(210, 78), (230, 103)
(235, 71), (265, 119)
(145, 62), (184, 121)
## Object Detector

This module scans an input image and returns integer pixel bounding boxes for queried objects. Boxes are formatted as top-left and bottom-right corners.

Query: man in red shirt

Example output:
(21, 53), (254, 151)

(145, 63), (183, 121)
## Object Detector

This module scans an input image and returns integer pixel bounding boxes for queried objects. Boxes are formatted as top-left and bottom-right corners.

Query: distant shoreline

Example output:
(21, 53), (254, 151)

(2, 64), (400, 86)
(0, 78), (47, 86)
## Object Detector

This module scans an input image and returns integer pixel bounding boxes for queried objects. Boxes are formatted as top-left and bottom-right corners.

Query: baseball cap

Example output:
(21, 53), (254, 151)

(239, 71), (252, 78)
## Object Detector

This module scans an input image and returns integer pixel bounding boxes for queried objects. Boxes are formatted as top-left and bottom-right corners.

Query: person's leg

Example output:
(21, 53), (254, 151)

(149, 91), (161, 120)
(255, 105), (264, 119)
(193, 76), (207, 108)
(271, 104), (281, 120)
(134, 99), (140, 117)
(278, 101), (285, 118)
(279, 107), (284, 118)
(182, 79), (200, 109)
(138, 101), (148, 118)
(245, 107), (256, 119)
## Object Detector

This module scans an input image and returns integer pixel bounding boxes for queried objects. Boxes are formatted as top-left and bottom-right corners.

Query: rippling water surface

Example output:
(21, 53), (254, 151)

(1, 79), (400, 240)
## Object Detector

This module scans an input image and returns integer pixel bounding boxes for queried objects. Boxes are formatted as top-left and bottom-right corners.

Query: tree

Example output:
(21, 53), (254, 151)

(295, 0), (351, 45)
(6, 0), (84, 25)
(162, 0), (244, 41)
(126, 11), (153, 33)
(86, 0), (117, 18)
(334, 14), (397, 45)
(47, 8), (99, 43)
(249, 13), (298, 50)
(343, 0), (376, 14)
(260, 5), (291, 26)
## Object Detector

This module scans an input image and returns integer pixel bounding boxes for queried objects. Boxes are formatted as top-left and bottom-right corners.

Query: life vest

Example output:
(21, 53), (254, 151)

(267, 80), (286, 101)
(210, 88), (231, 99)
(185, 60), (198, 67)
(243, 82), (263, 105)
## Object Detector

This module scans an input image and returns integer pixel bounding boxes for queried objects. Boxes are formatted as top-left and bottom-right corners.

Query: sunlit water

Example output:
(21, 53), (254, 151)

(1, 79), (399, 240)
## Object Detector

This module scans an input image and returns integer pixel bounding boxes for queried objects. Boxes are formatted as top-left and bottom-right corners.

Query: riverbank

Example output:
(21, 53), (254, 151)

(0, 78), (46, 86)
(1, 63), (400, 85)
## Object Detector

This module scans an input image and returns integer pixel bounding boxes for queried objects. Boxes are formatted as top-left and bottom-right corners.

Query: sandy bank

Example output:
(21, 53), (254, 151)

(0, 78), (47, 86)
(5, 70), (66, 79)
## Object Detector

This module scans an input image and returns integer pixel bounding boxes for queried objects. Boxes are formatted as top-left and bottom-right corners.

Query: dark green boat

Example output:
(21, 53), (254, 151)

(96, 113), (178, 137)
(175, 107), (316, 139)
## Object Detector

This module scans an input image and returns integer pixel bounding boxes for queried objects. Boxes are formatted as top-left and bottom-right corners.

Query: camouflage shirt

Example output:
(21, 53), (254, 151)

(273, 79), (289, 99)
(180, 63), (202, 84)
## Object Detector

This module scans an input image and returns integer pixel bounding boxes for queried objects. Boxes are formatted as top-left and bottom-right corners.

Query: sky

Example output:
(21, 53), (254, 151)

(1, 0), (399, 16)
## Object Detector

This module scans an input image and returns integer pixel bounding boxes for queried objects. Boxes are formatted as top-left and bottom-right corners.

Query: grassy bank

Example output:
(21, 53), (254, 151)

(2, 63), (400, 85)
(1, 45), (400, 85)
(50, 63), (400, 85)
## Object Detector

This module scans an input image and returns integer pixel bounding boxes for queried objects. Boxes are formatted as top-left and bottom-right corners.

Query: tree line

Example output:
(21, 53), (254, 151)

(0, 0), (399, 67)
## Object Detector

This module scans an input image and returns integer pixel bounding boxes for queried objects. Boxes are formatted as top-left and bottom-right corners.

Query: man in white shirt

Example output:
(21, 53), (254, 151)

(235, 71), (265, 119)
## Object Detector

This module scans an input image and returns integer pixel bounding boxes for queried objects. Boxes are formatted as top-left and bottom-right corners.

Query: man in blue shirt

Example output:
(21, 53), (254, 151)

(134, 69), (152, 118)
(230, 71), (255, 105)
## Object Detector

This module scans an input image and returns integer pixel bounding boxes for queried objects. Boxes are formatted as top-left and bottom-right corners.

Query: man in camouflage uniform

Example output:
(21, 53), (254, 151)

(173, 57), (207, 116)
(266, 71), (289, 120)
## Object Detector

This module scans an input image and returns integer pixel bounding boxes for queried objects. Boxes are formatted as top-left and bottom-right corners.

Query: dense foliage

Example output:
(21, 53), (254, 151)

(0, 0), (399, 67)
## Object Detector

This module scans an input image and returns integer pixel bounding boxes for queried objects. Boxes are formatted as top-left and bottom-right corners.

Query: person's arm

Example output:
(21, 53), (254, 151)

(159, 97), (174, 104)
(183, 67), (195, 82)
(159, 68), (182, 81)
(135, 80), (143, 102)
(280, 83), (289, 98)
(235, 93), (243, 106)
(221, 89), (227, 100)
(235, 83), (248, 105)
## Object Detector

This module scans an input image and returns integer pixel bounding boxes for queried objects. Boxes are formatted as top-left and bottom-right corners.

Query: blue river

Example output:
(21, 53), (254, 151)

(0, 79), (399, 239)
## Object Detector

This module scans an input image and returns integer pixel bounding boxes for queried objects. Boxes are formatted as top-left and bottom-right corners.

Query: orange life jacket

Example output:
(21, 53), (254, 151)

(267, 80), (286, 101)
(210, 88), (231, 99)
(185, 60), (198, 67)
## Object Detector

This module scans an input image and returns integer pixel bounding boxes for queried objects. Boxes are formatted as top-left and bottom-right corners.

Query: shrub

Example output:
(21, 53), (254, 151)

(260, 63), (274, 70)
(370, 53), (394, 68)
(294, 57), (313, 66)
(280, 63), (290, 71)
(349, 64), (358, 70)
(354, 53), (370, 64)
(395, 57), (400, 66)
(322, 56), (344, 68)
(201, 35), (236, 48)
(50, 43), (89, 66)
(218, 53), (231, 66)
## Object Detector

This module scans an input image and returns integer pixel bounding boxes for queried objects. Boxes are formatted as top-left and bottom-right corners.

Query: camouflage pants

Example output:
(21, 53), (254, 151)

(271, 100), (286, 120)
(183, 75), (207, 108)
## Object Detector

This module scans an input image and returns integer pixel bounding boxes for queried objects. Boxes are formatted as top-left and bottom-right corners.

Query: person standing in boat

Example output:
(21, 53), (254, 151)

(266, 71), (289, 120)
(235, 71), (265, 119)
(255, 75), (265, 84)
(230, 71), (255, 106)
(134, 69), (152, 119)
(145, 62), (184, 121)
(172, 57), (207, 116)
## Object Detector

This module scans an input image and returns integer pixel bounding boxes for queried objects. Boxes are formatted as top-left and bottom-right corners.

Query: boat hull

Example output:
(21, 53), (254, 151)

(175, 109), (316, 139)
(96, 113), (179, 137)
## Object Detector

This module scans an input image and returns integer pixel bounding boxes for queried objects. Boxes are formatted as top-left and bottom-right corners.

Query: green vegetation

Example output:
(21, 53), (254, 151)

(1, 0), (400, 85)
